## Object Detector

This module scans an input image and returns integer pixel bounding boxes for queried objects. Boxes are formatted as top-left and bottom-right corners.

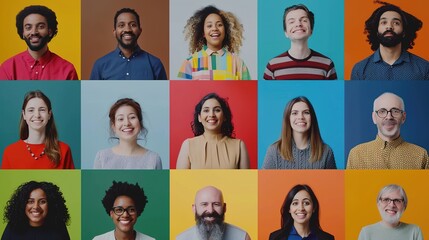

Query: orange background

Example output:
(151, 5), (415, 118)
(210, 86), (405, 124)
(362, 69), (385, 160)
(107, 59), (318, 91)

(258, 170), (345, 240)
(344, 0), (429, 79)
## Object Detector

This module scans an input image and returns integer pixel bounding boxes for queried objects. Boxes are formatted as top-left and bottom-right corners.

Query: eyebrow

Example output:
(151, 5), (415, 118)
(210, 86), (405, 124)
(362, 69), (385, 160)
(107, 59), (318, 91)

(380, 17), (402, 22)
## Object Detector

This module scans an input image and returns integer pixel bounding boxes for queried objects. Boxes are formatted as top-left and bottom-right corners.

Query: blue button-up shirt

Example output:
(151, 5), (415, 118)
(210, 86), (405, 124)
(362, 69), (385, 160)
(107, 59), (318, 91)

(90, 46), (167, 80)
(351, 49), (429, 80)
(287, 226), (318, 240)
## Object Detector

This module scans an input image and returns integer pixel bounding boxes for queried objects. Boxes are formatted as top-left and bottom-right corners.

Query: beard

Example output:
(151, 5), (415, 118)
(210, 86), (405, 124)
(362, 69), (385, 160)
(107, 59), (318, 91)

(195, 211), (225, 240)
(116, 31), (138, 50)
(379, 208), (403, 226)
(377, 30), (403, 48)
(24, 34), (50, 51)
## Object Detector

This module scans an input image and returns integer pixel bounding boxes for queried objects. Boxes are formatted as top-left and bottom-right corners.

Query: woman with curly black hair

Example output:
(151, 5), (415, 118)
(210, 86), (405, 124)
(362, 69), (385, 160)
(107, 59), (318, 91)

(1, 181), (70, 240)
(176, 92), (250, 169)
(93, 181), (155, 240)
(177, 5), (251, 80)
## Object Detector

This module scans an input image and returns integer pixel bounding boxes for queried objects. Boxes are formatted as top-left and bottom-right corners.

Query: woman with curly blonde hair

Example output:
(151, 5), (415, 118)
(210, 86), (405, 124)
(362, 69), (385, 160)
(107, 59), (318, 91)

(177, 5), (251, 80)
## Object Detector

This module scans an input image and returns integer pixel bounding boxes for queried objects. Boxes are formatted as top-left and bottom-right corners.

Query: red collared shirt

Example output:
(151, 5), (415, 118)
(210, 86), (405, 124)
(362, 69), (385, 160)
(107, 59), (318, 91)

(0, 49), (78, 80)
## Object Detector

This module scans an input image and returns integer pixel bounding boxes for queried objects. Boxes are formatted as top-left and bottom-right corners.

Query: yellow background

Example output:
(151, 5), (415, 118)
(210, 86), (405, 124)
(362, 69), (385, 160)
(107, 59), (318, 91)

(0, 0), (81, 78)
(170, 170), (258, 240)
(346, 170), (429, 239)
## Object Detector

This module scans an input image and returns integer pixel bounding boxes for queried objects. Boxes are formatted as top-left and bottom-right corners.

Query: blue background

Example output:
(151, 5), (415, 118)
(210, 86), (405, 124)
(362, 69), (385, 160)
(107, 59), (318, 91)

(258, 0), (345, 80)
(80, 81), (170, 169)
(345, 81), (429, 164)
(258, 81), (345, 169)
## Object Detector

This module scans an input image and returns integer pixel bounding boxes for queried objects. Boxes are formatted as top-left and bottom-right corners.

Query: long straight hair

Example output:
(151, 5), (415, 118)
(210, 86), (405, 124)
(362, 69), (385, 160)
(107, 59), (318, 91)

(20, 90), (60, 167)
(276, 96), (323, 162)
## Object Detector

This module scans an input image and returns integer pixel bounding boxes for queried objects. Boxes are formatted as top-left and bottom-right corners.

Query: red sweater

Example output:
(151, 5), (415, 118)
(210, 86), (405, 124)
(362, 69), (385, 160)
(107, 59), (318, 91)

(1, 140), (75, 169)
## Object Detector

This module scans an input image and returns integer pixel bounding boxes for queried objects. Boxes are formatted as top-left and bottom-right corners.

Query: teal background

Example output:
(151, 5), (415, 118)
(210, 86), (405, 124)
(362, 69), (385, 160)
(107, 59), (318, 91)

(81, 170), (170, 240)
(0, 81), (81, 168)
(258, 0), (345, 80)
(258, 81), (345, 169)
(0, 170), (81, 239)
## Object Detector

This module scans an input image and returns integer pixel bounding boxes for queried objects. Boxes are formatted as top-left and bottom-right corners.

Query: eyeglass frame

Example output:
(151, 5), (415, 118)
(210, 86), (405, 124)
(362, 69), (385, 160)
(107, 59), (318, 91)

(374, 108), (404, 118)
(111, 206), (137, 216)
(379, 198), (404, 205)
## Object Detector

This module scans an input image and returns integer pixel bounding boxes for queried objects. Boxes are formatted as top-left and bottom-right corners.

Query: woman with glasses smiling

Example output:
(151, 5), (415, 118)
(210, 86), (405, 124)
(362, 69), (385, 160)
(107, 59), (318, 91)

(93, 181), (155, 240)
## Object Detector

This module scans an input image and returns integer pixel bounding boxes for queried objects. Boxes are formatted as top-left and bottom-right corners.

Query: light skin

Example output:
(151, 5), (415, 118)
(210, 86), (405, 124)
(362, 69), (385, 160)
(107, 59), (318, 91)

(26, 188), (48, 227)
(203, 13), (225, 52)
(22, 13), (52, 59)
(110, 195), (137, 240)
(176, 98), (250, 169)
(377, 11), (404, 65)
(290, 101), (311, 149)
(22, 98), (51, 144)
(192, 186), (251, 240)
(284, 9), (312, 59)
(377, 190), (405, 228)
(289, 190), (314, 237)
(111, 105), (147, 156)
(114, 12), (142, 58)
(372, 93), (406, 142)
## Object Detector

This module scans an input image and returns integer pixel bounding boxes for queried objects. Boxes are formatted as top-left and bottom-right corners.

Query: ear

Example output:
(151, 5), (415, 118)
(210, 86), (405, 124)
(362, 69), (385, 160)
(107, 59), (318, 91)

(198, 114), (202, 123)
(48, 110), (52, 120)
(48, 29), (53, 38)
(22, 110), (26, 120)
(401, 111), (406, 124)
(113, 29), (117, 38)
(192, 204), (196, 214)
(284, 32), (289, 39)
(372, 111), (377, 124)
(223, 203), (227, 214)
(109, 210), (115, 219)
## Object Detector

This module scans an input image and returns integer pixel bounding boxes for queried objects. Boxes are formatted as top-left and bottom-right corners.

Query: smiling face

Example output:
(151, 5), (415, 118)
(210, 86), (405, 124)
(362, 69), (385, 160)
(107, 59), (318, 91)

(372, 93), (405, 142)
(22, 13), (52, 51)
(203, 13), (225, 51)
(284, 9), (312, 41)
(112, 105), (141, 142)
(377, 189), (405, 227)
(290, 101), (311, 135)
(198, 98), (224, 134)
(289, 190), (313, 227)
(114, 12), (141, 50)
(26, 188), (48, 227)
(22, 97), (51, 133)
(110, 195), (137, 234)
(193, 186), (225, 225)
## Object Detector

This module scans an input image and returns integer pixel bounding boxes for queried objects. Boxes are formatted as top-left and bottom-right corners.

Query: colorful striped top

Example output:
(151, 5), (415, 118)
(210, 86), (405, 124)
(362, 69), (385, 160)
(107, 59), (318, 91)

(264, 49), (337, 80)
(177, 45), (251, 80)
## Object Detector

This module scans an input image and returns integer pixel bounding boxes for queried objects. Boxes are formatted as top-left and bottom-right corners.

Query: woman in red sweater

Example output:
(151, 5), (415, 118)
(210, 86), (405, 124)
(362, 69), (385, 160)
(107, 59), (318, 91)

(1, 90), (74, 169)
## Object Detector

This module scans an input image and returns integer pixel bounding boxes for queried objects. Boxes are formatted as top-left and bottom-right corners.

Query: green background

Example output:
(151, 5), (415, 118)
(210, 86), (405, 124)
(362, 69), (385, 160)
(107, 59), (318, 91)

(81, 170), (170, 240)
(0, 170), (81, 239)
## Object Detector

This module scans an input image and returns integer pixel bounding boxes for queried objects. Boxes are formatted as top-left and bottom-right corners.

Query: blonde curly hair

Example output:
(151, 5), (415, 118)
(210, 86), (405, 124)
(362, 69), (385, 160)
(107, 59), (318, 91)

(183, 5), (244, 54)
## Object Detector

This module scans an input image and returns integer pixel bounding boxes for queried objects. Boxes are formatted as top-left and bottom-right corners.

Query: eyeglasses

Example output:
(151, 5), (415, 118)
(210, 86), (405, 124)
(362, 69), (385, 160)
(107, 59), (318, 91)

(374, 108), (403, 118)
(111, 206), (137, 216)
(379, 198), (404, 205)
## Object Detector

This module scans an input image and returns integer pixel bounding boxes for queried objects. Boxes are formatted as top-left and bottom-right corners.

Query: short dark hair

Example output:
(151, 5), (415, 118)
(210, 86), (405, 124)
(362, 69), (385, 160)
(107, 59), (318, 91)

(101, 181), (148, 217)
(365, 1), (422, 51)
(114, 8), (141, 29)
(3, 181), (70, 231)
(16, 5), (58, 41)
(191, 92), (235, 138)
(283, 4), (315, 32)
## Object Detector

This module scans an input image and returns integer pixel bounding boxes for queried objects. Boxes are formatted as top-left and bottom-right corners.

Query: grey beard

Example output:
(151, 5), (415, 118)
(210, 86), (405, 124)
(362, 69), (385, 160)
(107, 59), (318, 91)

(196, 221), (225, 240)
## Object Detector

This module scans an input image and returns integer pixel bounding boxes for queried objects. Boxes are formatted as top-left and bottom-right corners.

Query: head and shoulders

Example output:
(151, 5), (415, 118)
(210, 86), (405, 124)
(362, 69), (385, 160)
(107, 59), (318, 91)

(354, 2), (427, 67)
(94, 181), (154, 240)
(360, 184), (422, 236)
(177, 185), (250, 240)
(3, 181), (70, 234)
(269, 184), (334, 240)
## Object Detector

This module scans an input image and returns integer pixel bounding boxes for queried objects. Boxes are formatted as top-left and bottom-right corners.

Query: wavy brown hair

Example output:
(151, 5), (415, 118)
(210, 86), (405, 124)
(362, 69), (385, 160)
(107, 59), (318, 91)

(20, 90), (60, 167)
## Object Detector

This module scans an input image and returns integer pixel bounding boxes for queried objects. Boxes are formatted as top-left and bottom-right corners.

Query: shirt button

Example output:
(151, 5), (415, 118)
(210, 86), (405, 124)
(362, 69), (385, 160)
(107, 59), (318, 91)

(127, 59), (130, 62)
(42, 66), (45, 69)
(126, 73), (129, 76)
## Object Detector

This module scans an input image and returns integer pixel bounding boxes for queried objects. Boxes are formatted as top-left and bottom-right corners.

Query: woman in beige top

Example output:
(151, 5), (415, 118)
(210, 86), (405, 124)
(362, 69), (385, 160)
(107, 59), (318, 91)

(176, 92), (250, 169)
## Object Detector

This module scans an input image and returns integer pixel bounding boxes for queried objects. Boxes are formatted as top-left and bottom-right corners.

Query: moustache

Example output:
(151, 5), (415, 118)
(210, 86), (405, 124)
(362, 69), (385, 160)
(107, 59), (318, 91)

(121, 31), (136, 38)
(382, 30), (397, 37)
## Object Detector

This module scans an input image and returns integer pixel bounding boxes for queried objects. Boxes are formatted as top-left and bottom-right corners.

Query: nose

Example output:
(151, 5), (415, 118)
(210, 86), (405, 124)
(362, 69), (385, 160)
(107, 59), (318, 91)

(206, 204), (214, 213)
(34, 110), (41, 117)
(123, 118), (130, 126)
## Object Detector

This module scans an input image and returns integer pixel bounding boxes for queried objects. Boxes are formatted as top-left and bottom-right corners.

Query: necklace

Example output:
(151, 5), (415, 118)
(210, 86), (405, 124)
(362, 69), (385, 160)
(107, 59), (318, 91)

(25, 141), (45, 160)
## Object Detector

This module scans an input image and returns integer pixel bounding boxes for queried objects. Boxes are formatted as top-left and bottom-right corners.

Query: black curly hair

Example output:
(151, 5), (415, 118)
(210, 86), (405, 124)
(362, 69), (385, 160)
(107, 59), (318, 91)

(365, 1), (423, 51)
(101, 181), (148, 217)
(3, 181), (70, 231)
(16, 5), (58, 41)
(191, 92), (235, 138)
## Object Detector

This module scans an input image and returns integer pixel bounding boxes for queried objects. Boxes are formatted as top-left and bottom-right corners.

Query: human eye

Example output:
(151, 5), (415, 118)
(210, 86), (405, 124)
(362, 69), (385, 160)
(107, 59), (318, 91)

(291, 111), (297, 115)
(378, 109), (387, 114)
(24, 25), (32, 31)
(114, 207), (124, 214)
(202, 108), (209, 113)
(128, 206), (137, 213)
(37, 24), (46, 30)
(304, 200), (311, 206)
(27, 199), (35, 204)
(200, 202), (208, 207)
(214, 107), (222, 113)
(117, 23), (125, 28)
(393, 199), (403, 204)
(303, 110), (310, 115)
(39, 199), (48, 205)
(291, 201), (298, 206)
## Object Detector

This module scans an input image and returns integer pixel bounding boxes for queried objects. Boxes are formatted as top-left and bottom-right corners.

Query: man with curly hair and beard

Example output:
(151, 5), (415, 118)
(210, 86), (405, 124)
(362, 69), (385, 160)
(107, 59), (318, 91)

(351, 1), (429, 80)
(93, 181), (155, 240)
(0, 5), (78, 80)
(1, 181), (70, 240)
(90, 8), (167, 80)
(176, 186), (251, 240)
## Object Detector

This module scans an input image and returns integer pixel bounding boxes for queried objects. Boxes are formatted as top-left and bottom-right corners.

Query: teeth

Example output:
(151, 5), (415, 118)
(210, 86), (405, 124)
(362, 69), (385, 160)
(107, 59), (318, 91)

(120, 220), (130, 224)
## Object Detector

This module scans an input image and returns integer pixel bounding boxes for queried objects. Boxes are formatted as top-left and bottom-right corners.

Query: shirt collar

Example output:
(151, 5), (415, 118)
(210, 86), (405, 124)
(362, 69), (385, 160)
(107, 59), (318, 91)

(375, 135), (404, 149)
(373, 48), (410, 64)
(289, 226), (315, 239)
(23, 49), (53, 67)
(204, 45), (226, 56)
(115, 45), (142, 58)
